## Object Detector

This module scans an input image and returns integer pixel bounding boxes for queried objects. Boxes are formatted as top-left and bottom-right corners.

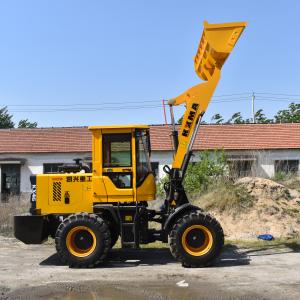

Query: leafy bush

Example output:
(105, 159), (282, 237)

(274, 171), (289, 182)
(156, 175), (168, 198)
(156, 150), (228, 197)
(183, 150), (228, 194)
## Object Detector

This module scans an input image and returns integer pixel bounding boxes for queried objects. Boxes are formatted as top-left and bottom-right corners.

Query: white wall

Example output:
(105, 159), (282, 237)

(1, 148), (300, 193)
(151, 149), (300, 179)
(151, 151), (173, 179)
(0, 152), (91, 193)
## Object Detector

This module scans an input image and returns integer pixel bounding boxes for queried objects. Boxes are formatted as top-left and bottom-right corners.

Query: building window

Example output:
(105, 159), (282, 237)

(275, 160), (299, 174)
(43, 163), (63, 174)
(228, 160), (253, 177)
(1, 164), (21, 202)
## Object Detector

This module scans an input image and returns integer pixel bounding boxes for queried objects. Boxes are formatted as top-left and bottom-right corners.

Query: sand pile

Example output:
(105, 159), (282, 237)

(236, 177), (300, 201)
(200, 177), (300, 240)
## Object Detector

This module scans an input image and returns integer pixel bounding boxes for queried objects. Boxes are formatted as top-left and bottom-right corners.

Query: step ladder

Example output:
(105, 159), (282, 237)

(117, 203), (140, 249)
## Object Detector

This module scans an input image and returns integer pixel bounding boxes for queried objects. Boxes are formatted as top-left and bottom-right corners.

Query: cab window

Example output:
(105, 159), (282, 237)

(136, 130), (152, 186)
(102, 134), (132, 167)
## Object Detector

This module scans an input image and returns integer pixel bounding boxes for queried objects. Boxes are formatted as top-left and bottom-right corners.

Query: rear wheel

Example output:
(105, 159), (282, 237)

(55, 213), (111, 267)
(168, 210), (224, 267)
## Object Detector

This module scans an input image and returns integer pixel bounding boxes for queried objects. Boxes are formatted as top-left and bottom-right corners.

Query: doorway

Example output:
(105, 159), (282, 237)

(1, 164), (21, 202)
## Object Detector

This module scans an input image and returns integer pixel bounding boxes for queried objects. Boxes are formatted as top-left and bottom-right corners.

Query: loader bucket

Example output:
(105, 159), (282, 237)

(194, 21), (247, 81)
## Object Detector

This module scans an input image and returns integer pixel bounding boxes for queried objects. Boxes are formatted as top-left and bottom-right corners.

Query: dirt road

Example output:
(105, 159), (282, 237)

(0, 236), (300, 299)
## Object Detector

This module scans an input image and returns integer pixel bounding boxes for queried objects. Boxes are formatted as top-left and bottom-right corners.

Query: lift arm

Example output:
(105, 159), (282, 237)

(169, 21), (247, 172)
(164, 21), (247, 208)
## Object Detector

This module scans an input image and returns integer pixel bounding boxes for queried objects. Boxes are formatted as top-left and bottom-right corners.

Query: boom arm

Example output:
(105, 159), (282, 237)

(169, 21), (247, 171)
(164, 21), (246, 208)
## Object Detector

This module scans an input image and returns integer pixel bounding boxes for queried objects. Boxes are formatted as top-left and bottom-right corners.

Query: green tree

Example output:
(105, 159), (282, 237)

(177, 116), (183, 124)
(274, 102), (300, 123)
(18, 119), (38, 128)
(0, 106), (14, 128)
(157, 150), (227, 197)
(183, 150), (227, 194)
(227, 112), (245, 124)
(211, 113), (224, 124)
(254, 109), (273, 124)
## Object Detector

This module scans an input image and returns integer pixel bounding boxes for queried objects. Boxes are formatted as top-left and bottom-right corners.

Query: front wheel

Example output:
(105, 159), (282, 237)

(168, 210), (224, 267)
(55, 213), (111, 267)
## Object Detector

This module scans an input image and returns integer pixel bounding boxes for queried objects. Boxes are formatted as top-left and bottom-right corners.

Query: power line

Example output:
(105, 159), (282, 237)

(256, 92), (300, 97)
(2, 92), (300, 113)
(255, 96), (300, 100)
(1, 92), (253, 108)
(4, 100), (158, 107)
(255, 98), (300, 103)
(211, 92), (251, 98)
(9, 104), (163, 113)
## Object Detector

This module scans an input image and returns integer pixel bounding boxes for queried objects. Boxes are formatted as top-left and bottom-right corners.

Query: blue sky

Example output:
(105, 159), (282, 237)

(0, 0), (299, 127)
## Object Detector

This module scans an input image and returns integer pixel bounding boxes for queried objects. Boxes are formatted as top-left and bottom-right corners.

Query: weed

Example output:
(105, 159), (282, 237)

(282, 207), (300, 217)
(0, 195), (29, 236)
(274, 174), (300, 192)
(194, 180), (255, 213)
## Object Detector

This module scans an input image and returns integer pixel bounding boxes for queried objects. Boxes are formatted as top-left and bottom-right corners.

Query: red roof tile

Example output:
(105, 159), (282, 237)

(0, 127), (91, 153)
(150, 123), (300, 151)
(0, 123), (299, 154)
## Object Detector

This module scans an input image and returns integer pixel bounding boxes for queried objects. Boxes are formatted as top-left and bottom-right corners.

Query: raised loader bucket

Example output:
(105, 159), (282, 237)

(169, 20), (247, 169)
(194, 21), (247, 81)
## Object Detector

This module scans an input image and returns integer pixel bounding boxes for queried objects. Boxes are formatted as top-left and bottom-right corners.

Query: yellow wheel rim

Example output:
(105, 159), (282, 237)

(181, 225), (213, 256)
(66, 226), (97, 257)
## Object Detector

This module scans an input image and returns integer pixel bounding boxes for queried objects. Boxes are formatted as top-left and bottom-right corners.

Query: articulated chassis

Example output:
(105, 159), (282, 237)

(14, 20), (247, 267)
(14, 106), (223, 268)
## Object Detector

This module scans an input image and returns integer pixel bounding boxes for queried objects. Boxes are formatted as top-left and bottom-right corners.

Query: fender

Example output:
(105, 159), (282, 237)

(163, 203), (202, 233)
(93, 204), (120, 232)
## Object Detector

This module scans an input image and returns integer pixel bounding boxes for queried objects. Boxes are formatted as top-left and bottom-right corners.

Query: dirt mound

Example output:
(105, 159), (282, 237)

(197, 177), (300, 240)
(236, 177), (300, 201)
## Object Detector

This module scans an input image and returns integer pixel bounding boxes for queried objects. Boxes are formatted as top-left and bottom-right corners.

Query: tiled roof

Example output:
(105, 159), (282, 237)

(0, 123), (299, 154)
(0, 127), (91, 153)
(150, 123), (300, 151)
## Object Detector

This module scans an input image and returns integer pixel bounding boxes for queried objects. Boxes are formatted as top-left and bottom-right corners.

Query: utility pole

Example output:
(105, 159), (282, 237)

(162, 99), (168, 125)
(252, 92), (255, 123)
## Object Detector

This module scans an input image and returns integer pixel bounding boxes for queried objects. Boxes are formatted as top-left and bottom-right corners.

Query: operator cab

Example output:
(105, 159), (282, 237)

(89, 125), (156, 203)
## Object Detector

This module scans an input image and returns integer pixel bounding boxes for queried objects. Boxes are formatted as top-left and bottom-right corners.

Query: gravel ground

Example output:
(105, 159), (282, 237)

(0, 236), (300, 299)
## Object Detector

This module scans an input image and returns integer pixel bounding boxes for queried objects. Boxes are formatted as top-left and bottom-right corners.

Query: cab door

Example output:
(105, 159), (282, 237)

(102, 132), (134, 202)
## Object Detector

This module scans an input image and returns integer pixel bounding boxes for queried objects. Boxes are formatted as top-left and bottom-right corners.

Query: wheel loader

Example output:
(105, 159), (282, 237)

(14, 21), (246, 267)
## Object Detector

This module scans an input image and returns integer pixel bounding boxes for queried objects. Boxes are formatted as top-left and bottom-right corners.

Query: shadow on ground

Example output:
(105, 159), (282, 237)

(40, 245), (251, 268)
(226, 241), (300, 257)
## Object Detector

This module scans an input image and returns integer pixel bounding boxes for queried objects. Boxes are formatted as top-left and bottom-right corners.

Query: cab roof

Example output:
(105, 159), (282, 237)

(88, 124), (149, 130)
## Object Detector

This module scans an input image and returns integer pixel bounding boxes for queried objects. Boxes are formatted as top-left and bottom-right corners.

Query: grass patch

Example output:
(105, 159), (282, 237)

(113, 239), (167, 249)
(194, 181), (255, 213)
(141, 240), (168, 249)
(0, 196), (29, 236)
(274, 174), (300, 192)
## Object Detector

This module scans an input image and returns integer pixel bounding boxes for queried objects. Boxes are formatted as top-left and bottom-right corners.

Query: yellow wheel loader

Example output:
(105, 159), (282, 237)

(14, 21), (246, 268)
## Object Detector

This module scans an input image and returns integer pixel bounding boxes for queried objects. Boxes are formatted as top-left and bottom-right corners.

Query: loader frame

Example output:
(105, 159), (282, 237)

(14, 20), (247, 267)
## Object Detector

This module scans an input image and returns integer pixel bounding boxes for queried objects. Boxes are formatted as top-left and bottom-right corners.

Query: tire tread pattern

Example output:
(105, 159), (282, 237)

(55, 212), (111, 268)
(168, 210), (224, 267)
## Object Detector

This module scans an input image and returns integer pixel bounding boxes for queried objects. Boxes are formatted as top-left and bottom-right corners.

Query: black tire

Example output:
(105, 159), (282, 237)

(55, 213), (111, 267)
(168, 210), (224, 267)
